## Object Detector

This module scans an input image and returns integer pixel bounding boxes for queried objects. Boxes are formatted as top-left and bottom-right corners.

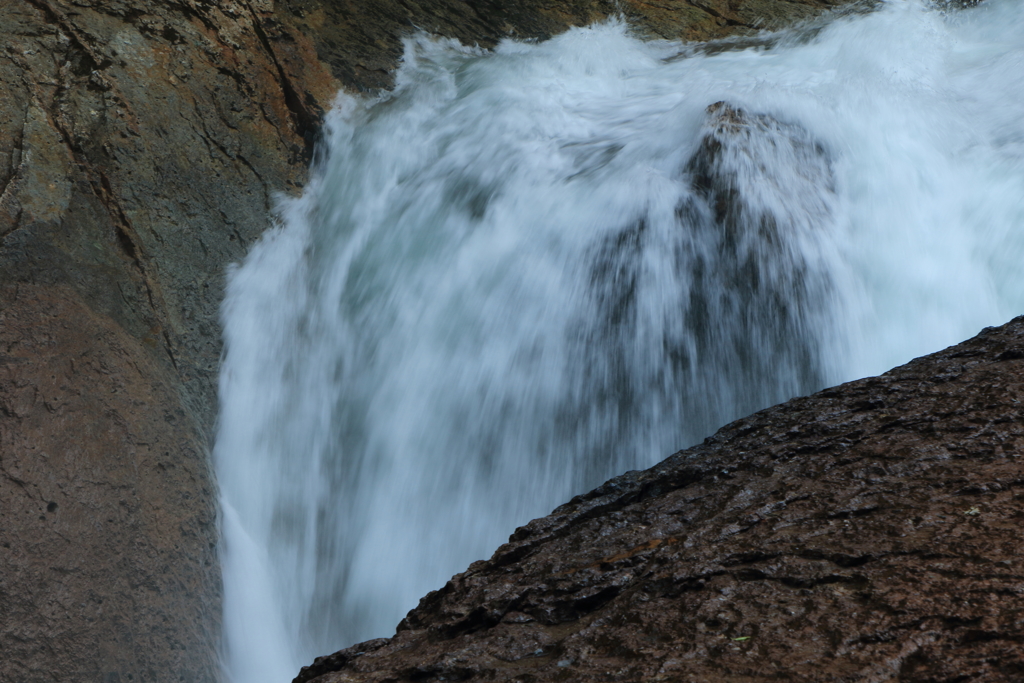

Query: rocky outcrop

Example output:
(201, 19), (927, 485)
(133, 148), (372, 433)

(0, 1), (335, 680)
(0, 283), (220, 680)
(296, 317), (1024, 683)
(0, 0), (867, 680)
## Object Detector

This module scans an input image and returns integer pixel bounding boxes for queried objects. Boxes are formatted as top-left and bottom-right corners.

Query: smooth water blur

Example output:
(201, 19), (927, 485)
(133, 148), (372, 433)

(215, 2), (1024, 680)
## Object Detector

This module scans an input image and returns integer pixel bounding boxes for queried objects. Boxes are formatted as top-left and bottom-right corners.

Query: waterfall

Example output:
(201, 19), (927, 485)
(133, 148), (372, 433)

(214, 2), (1024, 681)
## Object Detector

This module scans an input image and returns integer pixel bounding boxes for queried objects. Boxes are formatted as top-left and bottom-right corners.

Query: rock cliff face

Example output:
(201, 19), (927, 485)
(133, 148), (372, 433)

(0, 0), (871, 680)
(296, 318), (1024, 683)
(1, 1), (336, 680)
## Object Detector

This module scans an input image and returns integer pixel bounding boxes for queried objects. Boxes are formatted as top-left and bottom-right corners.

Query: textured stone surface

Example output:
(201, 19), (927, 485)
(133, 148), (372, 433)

(0, 283), (217, 681)
(0, 0), (336, 680)
(297, 317), (1024, 683)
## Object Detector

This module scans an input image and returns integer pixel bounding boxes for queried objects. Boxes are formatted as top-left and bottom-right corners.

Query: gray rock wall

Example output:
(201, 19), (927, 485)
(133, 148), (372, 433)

(1, 1), (336, 680)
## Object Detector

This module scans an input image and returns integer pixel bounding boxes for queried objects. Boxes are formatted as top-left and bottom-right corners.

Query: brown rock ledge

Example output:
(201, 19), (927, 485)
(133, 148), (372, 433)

(297, 317), (1024, 683)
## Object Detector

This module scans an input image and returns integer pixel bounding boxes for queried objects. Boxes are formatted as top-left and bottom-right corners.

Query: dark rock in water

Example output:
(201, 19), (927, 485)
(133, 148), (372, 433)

(676, 101), (838, 425)
(296, 317), (1024, 683)
(579, 101), (838, 472)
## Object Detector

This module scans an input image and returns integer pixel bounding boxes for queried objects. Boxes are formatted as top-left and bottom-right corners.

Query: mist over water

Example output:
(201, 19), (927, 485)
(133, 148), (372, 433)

(214, 2), (1024, 681)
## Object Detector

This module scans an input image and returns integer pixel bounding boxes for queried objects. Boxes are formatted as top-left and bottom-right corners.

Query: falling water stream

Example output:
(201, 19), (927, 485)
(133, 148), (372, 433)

(214, 2), (1024, 680)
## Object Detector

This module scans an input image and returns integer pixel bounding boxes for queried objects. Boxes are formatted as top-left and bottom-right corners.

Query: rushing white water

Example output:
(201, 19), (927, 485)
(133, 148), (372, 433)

(214, 2), (1024, 680)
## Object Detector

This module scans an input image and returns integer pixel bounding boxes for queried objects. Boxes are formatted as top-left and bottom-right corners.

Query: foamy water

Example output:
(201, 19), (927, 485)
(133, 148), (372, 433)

(214, 2), (1024, 680)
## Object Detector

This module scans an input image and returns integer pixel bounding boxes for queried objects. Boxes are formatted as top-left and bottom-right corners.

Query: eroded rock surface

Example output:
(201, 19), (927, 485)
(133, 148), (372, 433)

(297, 317), (1024, 683)
(1, 0), (335, 680)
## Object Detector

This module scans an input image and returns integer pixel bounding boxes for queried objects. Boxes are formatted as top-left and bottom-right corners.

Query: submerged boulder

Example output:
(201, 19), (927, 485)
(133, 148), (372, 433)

(297, 316), (1024, 682)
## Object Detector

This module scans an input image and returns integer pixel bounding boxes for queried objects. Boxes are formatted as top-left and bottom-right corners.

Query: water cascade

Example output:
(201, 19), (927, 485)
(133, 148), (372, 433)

(214, 2), (1024, 681)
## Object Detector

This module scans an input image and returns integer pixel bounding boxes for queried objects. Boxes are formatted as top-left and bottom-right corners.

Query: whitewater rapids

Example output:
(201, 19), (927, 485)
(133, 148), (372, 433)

(214, 2), (1024, 681)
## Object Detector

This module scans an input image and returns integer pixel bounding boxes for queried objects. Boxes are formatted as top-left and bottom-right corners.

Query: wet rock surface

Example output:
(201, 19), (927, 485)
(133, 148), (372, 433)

(297, 317), (1024, 683)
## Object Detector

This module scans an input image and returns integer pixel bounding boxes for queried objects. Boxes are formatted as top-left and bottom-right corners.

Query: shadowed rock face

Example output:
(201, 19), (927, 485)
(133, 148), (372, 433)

(0, 0), (868, 680)
(296, 318), (1024, 683)
(0, 0), (336, 680)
